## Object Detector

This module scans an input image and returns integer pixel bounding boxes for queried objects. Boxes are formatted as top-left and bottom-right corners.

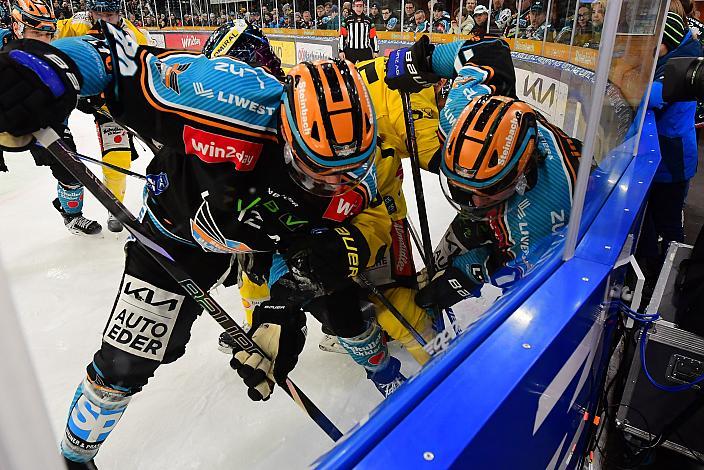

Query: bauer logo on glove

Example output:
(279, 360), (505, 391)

(415, 266), (482, 310)
(385, 35), (439, 93)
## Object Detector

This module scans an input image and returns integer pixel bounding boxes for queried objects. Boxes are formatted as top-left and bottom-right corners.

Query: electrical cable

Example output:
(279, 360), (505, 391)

(639, 322), (704, 392)
(673, 430), (704, 465)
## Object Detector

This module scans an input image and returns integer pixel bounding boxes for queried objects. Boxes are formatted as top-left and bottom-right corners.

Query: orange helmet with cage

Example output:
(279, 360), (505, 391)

(10, 0), (56, 35)
(280, 59), (377, 197)
(441, 95), (539, 212)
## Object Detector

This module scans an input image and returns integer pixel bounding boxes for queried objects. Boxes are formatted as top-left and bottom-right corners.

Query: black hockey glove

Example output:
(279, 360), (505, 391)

(415, 266), (482, 310)
(230, 301), (307, 401)
(0, 40), (81, 139)
(385, 35), (439, 93)
(285, 225), (371, 292)
(76, 95), (106, 116)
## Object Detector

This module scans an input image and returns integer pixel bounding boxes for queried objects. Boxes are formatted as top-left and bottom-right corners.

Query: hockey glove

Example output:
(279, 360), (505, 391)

(285, 225), (371, 292)
(76, 95), (106, 116)
(0, 40), (81, 138)
(415, 266), (482, 310)
(230, 301), (307, 401)
(385, 35), (440, 93)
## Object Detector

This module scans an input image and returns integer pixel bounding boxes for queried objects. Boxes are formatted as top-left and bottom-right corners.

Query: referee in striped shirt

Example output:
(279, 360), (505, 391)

(338, 0), (379, 63)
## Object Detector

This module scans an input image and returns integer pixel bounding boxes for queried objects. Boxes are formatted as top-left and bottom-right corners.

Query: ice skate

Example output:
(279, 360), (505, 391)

(63, 456), (98, 470)
(367, 356), (407, 398)
(53, 198), (102, 235)
(106, 213), (123, 233)
(318, 333), (347, 354)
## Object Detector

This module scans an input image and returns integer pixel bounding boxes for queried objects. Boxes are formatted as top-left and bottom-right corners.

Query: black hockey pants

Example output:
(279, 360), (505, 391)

(89, 218), (232, 391)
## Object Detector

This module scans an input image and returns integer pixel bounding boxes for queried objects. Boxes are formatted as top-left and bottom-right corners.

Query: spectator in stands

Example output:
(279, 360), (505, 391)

(505, 0), (530, 36)
(490, 0), (512, 33)
(369, 2), (382, 25)
(586, 0), (604, 46)
(301, 10), (314, 27)
(316, 4), (329, 27)
(380, 4), (400, 30)
(342, 6), (350, 18)
(414, 8), (428, 31)
(637, 12), (703, 289)
(432, 2), (451, 33)
(471, 4), (489, 36)
(294, 11), (302, 27)
(448, 6), (473, 34)
(343, 1), (352, 12)
(250, 10), (262, 27)
(325, 1), (332, 16)
(567, 4), (592, 45)
(521, 1), (554, 40)
(327, 5), (340, 28)
(402, 1), (416, 31)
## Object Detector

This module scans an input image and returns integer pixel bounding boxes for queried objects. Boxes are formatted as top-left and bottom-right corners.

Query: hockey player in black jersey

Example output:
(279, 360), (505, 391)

(0, 23), (396, 467)
(0, 0), (102, 235)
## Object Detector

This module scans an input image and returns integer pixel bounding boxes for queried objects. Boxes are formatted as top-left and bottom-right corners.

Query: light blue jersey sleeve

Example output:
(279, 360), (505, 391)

(450, 121), (577, 291)
(50, 27), (284, 149)
(0, 28), (12, 48)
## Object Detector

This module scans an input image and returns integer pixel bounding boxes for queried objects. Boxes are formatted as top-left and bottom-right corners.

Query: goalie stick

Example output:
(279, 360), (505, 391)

(33, 127), (343, 442)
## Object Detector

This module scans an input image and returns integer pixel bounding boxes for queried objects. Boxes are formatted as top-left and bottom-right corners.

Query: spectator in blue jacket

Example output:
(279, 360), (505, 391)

(637, 12), (702, 282)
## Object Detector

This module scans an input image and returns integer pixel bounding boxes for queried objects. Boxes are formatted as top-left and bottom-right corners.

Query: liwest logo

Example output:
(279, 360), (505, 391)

(183, 125), (261, 171)
(181, 35), (202, 48)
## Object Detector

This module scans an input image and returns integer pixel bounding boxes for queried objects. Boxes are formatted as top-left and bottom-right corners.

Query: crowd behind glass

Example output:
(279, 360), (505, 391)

(52, 0), (609, 48)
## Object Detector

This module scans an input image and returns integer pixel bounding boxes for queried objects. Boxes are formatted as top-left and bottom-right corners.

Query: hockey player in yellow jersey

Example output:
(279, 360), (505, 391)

(348, 57), (442, 365)
(57, 0), (147, 232)
(224, 55), (442, 370)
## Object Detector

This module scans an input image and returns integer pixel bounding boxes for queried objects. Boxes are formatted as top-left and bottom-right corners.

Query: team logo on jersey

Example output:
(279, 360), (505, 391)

(157, 62), (191, 94)
(191, 192), (255, 254)
(183, 125), (261, 171)
(323, 190), (363, 222)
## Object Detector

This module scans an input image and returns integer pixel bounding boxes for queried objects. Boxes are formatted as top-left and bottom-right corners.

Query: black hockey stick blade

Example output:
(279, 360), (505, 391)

(34, 127), (343, 442)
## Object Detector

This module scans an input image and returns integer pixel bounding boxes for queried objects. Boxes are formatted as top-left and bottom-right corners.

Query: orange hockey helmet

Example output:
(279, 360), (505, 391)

(11, 0), (56, 35)
(441, 94), (539, 212)
(281, 59), (377, 197)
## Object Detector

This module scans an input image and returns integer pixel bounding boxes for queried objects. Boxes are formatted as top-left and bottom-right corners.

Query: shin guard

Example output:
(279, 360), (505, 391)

(61, 374), (132, 463)
(57, 182), (84, 215)
(338, 321), (389, 373)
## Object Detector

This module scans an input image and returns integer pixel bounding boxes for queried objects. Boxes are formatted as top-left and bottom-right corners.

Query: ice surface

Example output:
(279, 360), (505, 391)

(0, 111), (496, 469)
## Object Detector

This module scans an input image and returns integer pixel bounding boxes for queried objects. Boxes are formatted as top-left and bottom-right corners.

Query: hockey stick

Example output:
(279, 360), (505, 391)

(75, 152), (147, 180)
(34, 127), (344, 442)
(400, 91), (444, 330)
(408, 211), (463, 336)
(357, 273), (427, 347)
(400, 94), (464, 337)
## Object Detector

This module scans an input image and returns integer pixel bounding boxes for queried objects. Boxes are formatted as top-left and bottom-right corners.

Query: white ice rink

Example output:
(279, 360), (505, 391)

(0, 111), (497, 469)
